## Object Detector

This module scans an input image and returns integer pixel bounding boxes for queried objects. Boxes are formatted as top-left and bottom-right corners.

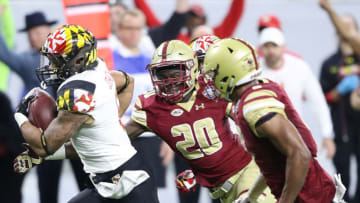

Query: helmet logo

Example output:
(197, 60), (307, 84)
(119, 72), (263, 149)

(171, 108), (184, 117)
(47, 30), (65, 53)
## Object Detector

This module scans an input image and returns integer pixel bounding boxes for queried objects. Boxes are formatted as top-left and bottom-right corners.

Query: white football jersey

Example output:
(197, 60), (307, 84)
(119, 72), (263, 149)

(56, 59), (136, 173)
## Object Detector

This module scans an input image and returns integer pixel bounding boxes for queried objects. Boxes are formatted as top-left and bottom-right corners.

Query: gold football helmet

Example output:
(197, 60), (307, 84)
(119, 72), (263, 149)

(203, 38), (261, 101)
(147, 40), (199, 103)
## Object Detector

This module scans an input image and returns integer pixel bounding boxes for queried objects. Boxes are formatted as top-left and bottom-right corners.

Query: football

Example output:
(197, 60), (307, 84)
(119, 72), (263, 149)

(28, 88), (57, 131)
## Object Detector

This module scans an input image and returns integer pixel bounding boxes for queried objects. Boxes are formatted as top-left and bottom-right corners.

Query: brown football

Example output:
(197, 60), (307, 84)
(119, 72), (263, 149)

(28, 88), (57, 131)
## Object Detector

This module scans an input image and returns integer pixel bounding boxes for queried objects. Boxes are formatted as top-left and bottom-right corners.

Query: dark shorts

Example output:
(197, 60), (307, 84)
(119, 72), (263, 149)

(68, 153), (159, 203)
(132, 136), (166, 187)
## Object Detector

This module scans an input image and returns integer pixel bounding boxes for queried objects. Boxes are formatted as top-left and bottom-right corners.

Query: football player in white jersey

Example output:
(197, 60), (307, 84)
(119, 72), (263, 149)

(13, 24), (159, 203)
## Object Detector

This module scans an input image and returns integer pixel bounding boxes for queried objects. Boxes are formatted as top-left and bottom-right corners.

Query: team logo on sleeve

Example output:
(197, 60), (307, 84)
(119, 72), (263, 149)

(73, 89), (95, 112)
(57, 80), (96, 113)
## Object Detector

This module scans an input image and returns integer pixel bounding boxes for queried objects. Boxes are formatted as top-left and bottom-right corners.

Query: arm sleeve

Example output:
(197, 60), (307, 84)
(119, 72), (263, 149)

(303, 66), (334, 139)
(148, 12), (188, 47)
(213, 0), (245, 38)
(135, 0), (162, 28)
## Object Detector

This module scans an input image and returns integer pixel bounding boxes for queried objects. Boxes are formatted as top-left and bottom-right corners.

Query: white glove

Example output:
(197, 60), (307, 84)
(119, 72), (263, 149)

(233, 194), (258, 203)
(333, 174), (346, 203)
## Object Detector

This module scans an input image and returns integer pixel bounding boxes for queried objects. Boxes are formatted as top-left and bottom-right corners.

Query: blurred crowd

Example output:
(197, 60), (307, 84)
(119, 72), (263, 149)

(1, 0), (360, 203)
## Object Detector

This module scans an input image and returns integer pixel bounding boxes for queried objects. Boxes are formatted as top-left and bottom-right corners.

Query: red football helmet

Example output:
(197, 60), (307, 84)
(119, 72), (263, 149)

(190, 34), (220, 61)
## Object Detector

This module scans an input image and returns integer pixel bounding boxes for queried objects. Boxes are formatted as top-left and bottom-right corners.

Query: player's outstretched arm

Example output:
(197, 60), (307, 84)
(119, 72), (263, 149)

(256, 113), (311, 203)
(110, 70), (135, 117)
(125, 119), (149, 140)
(21, 110), (93, 157)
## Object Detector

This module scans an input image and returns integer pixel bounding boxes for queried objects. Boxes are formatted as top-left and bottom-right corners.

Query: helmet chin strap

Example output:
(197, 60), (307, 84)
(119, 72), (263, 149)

(178, 86), (196, 103)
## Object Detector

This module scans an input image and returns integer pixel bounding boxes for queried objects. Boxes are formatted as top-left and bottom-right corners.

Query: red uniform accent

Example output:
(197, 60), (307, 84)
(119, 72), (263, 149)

(62, 0), (114, 70)
(135, 78), (251, 187)
(233, 80), (335, 202)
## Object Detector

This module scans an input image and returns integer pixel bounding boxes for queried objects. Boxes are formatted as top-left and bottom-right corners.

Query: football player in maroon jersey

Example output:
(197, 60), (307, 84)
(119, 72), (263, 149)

(203, 38), (345, 203)
(125, 40), (276, 203)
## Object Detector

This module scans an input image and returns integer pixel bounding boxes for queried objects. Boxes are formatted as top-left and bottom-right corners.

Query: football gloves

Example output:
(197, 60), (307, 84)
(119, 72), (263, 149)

(16, 94), (35, 117)
(333, 174), (346, 203)
(233, 195), (258, 203)
(13, 143), (43, 174)
(175, 169), (197, 193)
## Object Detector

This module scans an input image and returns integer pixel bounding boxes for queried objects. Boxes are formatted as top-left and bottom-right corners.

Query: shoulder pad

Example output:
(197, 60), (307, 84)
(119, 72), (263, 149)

(242, 88), (285, 137)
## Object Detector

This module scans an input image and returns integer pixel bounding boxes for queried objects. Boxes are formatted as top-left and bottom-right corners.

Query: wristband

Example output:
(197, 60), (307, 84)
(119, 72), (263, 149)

(40, 133), (52, 155)
(45, 145), (66, 160)
(14, 112), (29, 127)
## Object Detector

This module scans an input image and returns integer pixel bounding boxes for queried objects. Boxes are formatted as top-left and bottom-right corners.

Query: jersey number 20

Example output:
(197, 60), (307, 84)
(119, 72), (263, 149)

(171, 117), (223, 160)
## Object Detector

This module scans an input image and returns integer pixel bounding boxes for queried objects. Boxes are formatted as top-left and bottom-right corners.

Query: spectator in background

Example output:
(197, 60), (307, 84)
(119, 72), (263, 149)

(109, 0), (127, 34)
(109, 0), (155, 58)
(320, 0), (360, 201)
(0, 11), (87, 203)
(135, 0), (245, 43)
(0, 91), (24, 203)
(109, 0), (188, 57)
(258, 27), (336, 160)
(111, 8), (174, 192)
(190, 25), (214, 41)
(257, 14), (302, 58)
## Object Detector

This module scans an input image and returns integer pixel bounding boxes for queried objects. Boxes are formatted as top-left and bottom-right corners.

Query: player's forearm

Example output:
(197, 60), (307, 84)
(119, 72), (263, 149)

(248, 174), (267, 200)
(20, 121), (46, 156)
(125, 120), (148, 140)
(279, 151), (311, 203)
(117, 76), (134, 117)
(43, 112), (88, 157)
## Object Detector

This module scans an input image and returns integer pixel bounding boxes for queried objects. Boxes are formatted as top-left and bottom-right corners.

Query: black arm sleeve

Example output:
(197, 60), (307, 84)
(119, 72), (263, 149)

(148, 12), (188, 47)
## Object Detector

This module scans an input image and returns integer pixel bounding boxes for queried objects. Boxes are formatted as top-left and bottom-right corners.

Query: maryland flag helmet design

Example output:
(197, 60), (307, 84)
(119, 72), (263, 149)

(36, 24), (98, 87)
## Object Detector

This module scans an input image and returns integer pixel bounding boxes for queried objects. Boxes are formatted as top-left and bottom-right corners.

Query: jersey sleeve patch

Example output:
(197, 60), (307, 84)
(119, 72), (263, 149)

(243, 97), (286, 137)
(131, 96), (148, 128)
(57, 80), (96, 113)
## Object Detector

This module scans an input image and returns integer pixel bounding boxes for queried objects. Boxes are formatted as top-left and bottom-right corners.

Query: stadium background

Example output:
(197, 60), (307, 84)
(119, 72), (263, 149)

(6, 0), (360, 202)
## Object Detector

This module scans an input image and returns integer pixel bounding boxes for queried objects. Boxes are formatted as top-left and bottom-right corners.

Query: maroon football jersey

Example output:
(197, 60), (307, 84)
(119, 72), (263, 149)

(233, 79), (335, 202)
(132, 78), (251, 187)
